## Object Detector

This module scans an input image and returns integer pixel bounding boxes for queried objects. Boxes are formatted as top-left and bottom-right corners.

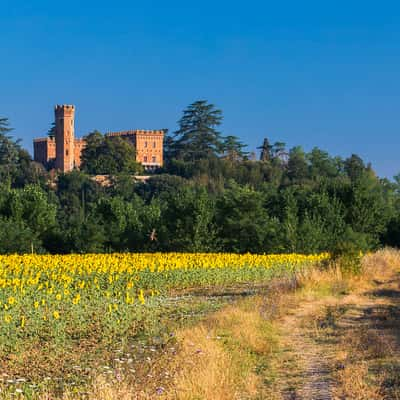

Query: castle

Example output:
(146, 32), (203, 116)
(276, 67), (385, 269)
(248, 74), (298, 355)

(33, 105), (165, 172)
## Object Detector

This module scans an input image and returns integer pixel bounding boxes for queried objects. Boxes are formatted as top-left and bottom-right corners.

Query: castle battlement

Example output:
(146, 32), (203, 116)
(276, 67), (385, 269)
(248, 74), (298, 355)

(55, 104), (75, 110)
(33, 137), (55, 143)
(106, 129), (165, 137)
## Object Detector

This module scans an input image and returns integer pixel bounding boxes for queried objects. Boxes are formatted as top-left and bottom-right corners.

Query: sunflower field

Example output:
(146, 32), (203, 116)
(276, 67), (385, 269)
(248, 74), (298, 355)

(0, 252), (327, 345)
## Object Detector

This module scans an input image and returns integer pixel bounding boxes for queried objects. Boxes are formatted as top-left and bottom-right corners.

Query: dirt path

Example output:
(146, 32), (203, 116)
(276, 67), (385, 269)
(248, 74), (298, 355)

(273, 271), (400, 400)
(276, 300), (336, 400)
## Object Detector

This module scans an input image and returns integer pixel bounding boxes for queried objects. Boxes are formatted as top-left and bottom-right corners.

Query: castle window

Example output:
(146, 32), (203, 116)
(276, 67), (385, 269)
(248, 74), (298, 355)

(152, 156), (156, 163)
(66, 150), (69, 156)
(153, 141), (156, 148)
(144, 156), (148, 162)
(144, 141), (148, 148)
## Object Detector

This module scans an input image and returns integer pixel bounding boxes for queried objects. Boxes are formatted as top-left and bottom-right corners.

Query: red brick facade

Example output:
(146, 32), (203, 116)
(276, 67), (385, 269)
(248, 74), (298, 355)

(106, 130), (164, 169)
(33, 105), (164, 172)
(33, 137), (56, 166)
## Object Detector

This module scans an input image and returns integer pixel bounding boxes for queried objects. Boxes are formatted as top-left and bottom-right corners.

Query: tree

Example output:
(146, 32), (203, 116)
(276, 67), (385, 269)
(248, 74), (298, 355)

(258, 138), (272, 162)
(0, 118), (21, 183)
(271, 142), (288, 162)
(346, 173), (389, 248)
(46, 171), (106, 253)
(222, 135), (248, 161)
(281, 189), (299, 252)
(0, 184), (57, 253)
(287, 146), (309, 183)
(0, 217), (38, 254)
(8, 185), (57, 237)
(81, 131), (142, 175)
(297, 191), (347, 253)
(307, 147), (342, 179)
(162, 132), (175, 165)
(0, 119), (45, 187)
(47, 122), (56, 139)
(216, 182), (280, 253)
(344, 154), (366, 182)
(172, 100), (224, 161)
(0, 117), (12, 135)
(157, 186), (218, 252)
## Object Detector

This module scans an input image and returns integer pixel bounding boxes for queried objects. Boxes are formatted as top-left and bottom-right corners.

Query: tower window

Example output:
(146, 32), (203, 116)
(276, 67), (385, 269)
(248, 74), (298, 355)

(66, 150), (69, 156)
(153, 141), (156, 148)
(144, 141), (148, 148)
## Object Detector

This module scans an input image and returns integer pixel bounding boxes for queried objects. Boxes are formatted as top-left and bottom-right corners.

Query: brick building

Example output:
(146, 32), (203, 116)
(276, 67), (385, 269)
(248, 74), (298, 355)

(33, 105), (165, 172)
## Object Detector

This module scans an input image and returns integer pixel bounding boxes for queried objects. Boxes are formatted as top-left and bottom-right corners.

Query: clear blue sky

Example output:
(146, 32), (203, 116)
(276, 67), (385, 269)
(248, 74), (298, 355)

(1, 0), (399, 178)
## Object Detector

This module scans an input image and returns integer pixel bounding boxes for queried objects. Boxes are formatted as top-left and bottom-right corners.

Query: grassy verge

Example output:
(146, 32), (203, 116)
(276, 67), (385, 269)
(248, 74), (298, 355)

(331, 250), (400, 400)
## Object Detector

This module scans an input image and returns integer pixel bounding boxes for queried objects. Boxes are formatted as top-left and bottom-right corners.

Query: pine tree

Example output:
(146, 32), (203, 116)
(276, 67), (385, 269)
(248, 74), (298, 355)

(258, 138), (272, 161)
(0, 117), (13, 135)
(222, 135), (248, 161)
(0, 117), (19, 180)
(47, 122), (56, 139)
(173, 100), (223, 161)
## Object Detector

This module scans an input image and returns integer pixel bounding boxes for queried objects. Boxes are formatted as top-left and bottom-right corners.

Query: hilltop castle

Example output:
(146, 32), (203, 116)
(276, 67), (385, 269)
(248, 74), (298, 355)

(33, 105), (165, 172)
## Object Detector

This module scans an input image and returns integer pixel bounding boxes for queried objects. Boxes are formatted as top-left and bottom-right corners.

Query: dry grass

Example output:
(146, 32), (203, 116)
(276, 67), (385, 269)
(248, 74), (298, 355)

(296, 263), (346, 299)
(330, 248), (400, 400)
(363, 247), (400, 279)
(334, 362), (387, 400)
(161, 297), (276, 400)
(332, 326), (395, 400)
(62, 377), (143, 400)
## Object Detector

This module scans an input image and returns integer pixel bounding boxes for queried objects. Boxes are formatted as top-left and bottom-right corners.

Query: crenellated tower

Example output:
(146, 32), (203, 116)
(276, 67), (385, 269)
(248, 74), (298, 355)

(55, 105), (75, 172)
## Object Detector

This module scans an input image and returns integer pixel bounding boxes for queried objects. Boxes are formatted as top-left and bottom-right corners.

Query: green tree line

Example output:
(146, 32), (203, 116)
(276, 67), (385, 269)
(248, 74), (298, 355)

(0, 100), (399, 254)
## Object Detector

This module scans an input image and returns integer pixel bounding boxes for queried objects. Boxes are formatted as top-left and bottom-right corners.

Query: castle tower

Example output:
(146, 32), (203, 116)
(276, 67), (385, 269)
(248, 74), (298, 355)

(55, 105), (75, 172)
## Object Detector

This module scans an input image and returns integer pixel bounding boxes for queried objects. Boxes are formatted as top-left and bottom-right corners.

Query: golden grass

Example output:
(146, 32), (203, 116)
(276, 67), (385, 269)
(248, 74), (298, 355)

(331, 248), (400, 400)
(296, 263), (345, 299)
(60, 377), (154, 400)
(335, 362), (386, 400)
(332, 326), (393, 400)
(161, 297), (274, 400)
(363, 247), (400, 277)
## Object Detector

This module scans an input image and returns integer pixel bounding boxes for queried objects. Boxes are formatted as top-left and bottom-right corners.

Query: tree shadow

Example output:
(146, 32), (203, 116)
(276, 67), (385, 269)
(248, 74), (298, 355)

(369, 288), (400, 299)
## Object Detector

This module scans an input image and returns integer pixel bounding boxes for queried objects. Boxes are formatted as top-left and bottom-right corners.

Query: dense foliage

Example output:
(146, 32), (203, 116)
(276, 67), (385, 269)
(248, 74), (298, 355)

(0, 100), (399, 254)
